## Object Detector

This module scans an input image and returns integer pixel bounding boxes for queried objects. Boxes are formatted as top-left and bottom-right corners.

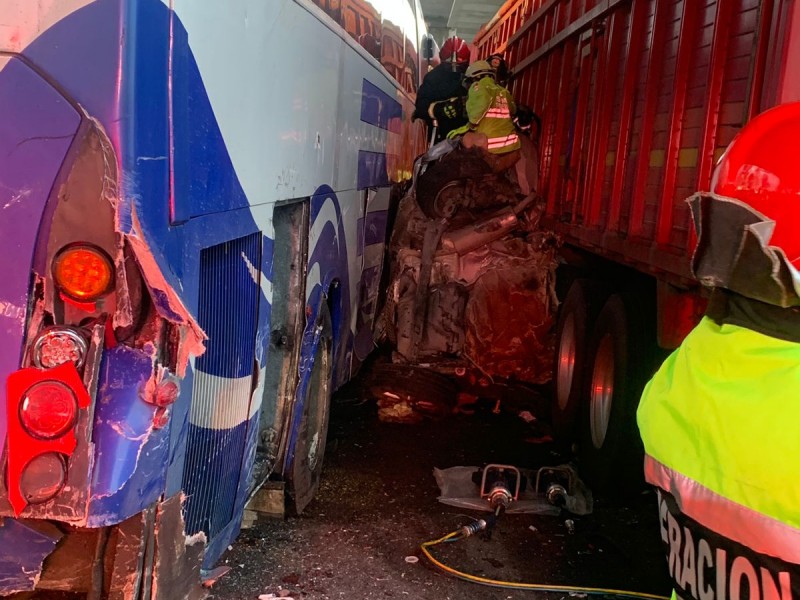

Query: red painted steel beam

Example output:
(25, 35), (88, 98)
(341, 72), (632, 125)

(513, 0), (628, 73)
(546, 39), (578, 216)
(776, 0), (800, 103)
(697, 0), (735, 192)
(507, 0), (560, 48)
(628, 0), (671, 239)
(568, 41), (595, 222)
(655, 0), (701, 247)
(746, 0), (775, 120)
(578, 24), (609, 225)
(609, 0), (648, 232)
(586, 9), (624, 227)
(540, 47), (564, 196)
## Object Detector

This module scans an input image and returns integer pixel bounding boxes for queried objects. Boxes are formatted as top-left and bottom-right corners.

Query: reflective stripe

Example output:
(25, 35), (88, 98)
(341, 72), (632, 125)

(485, 108), (511, 118)
(645, 455), (800, 564)
(487, 133), (519, 149)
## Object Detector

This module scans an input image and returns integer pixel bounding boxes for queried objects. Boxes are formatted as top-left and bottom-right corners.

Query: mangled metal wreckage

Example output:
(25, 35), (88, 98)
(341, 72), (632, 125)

(376, 141), (559, 422)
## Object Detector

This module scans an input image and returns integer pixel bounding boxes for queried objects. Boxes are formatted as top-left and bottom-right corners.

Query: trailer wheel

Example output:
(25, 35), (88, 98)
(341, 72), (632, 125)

(289, 305), (333, 515)
(552, 279), (609, 441)
(579, 292), (654, 495)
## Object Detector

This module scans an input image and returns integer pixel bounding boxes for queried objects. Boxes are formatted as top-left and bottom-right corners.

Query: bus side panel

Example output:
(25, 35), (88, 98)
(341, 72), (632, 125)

(170, 1), (342, 219)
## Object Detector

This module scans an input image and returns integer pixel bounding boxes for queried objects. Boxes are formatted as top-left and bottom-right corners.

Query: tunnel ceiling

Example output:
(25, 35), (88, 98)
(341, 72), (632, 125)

(419, 0), (506, 47)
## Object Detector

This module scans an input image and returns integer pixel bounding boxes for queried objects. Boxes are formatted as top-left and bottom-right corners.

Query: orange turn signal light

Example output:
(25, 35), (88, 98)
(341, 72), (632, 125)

(52, 244), (114, 302)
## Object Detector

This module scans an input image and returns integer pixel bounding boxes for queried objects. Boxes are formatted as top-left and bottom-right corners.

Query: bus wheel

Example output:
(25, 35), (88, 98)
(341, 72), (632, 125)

(578, 292), (653, 496)
(288, 305), (333, 515)
(552, 279), (609, 442)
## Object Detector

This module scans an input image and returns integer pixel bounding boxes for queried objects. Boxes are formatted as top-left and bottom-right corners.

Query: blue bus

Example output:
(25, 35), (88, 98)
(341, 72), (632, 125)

(0, 0), (428, 595)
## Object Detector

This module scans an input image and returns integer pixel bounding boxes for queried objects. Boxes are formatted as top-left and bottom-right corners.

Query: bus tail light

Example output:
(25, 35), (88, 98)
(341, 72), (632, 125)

(5, 363), (91, 515)
(19, 453), (68, 505)
(31, 327), (88, 369)
(19, 381), (78, 440)
(52, 243), (114, 302)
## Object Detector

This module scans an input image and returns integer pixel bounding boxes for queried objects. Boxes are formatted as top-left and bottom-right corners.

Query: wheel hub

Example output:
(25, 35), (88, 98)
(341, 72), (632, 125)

(556, 313), (576, 411)
(590, 334), (615, 449)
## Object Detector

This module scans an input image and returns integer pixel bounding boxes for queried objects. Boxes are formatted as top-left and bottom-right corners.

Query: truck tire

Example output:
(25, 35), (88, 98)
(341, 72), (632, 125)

(578, 292), (655, 496)
(552, 279), (610, 441)
(288, 305), (333, 515)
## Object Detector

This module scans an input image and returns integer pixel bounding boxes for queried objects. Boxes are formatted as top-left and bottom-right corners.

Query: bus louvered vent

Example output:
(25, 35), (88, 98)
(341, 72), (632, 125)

(183, 232), (261, 541)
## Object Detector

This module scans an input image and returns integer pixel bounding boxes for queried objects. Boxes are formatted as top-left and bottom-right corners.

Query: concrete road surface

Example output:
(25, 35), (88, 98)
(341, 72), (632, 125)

(210, 375), (671, 600)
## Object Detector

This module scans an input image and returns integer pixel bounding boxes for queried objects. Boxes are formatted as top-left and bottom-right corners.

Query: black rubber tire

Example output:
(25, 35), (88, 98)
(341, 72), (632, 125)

(578, 291), (657, 496)
(551, 279), (610, 442)
(288, 305), (333, 515)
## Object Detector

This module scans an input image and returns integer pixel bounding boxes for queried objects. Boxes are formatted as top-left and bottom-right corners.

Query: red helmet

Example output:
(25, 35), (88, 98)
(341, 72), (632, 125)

(711, 102), (800, 269)
(440, 36), (470, 64)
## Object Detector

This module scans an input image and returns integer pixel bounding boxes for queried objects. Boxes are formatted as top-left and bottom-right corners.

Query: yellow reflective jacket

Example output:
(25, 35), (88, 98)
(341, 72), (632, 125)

(637, 315), (800, 599)
(449, 76), (520, 154)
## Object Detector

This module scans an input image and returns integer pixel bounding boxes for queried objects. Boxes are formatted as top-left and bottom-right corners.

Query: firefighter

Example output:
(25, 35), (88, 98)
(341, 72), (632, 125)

(445, 59), (537, 194)
(449, 60), (520, 156)
(413, 36), (470, 144)
(487, 52), (510, 86)
(637, 102), (800, 599)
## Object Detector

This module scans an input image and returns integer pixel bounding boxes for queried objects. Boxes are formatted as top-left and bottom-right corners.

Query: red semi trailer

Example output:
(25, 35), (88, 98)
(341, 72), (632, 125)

(473, 0), (800, 491)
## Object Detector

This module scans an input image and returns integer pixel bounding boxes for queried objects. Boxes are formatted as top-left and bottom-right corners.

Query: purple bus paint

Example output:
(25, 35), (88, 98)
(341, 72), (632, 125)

(0, 518), (62, 593)
(0, 57), (80, 450)
(360, 79), (402, 133)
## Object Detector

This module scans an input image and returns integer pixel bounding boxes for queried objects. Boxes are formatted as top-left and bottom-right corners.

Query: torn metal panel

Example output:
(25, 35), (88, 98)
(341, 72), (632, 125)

(126, 229), (207, 377)
(151, 494), (208, 600)
(106, 507), (154, 600)
(0, 517), (62, 594)
(88, 346), (171, 526)
(30, 525), (97, 593)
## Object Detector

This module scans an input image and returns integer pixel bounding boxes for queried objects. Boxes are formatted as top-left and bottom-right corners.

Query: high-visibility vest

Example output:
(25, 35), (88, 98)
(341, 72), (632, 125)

(637, 316), (800, 599)
(466, 77), (520, 154)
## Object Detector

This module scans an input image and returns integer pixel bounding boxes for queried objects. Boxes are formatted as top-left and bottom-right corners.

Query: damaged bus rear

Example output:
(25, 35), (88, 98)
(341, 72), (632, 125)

(1, 0), (427, 596)
(0, 1), (212, 596)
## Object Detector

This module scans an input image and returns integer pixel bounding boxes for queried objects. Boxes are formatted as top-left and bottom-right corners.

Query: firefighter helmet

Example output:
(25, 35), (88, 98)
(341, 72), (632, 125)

(465, 60), (494, 80)
(440, 36), (470, 64)
(711, 102), (800, 269)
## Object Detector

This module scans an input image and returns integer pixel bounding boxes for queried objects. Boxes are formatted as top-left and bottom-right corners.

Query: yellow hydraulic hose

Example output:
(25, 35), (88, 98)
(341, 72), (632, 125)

(420, 530), (670, 600)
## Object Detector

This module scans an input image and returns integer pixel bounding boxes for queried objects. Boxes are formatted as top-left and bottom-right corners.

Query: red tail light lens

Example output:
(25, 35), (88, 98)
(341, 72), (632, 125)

(19, 381), (78, 440)
(52, 243), (114, 302)
(19, 453), (68, 504)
